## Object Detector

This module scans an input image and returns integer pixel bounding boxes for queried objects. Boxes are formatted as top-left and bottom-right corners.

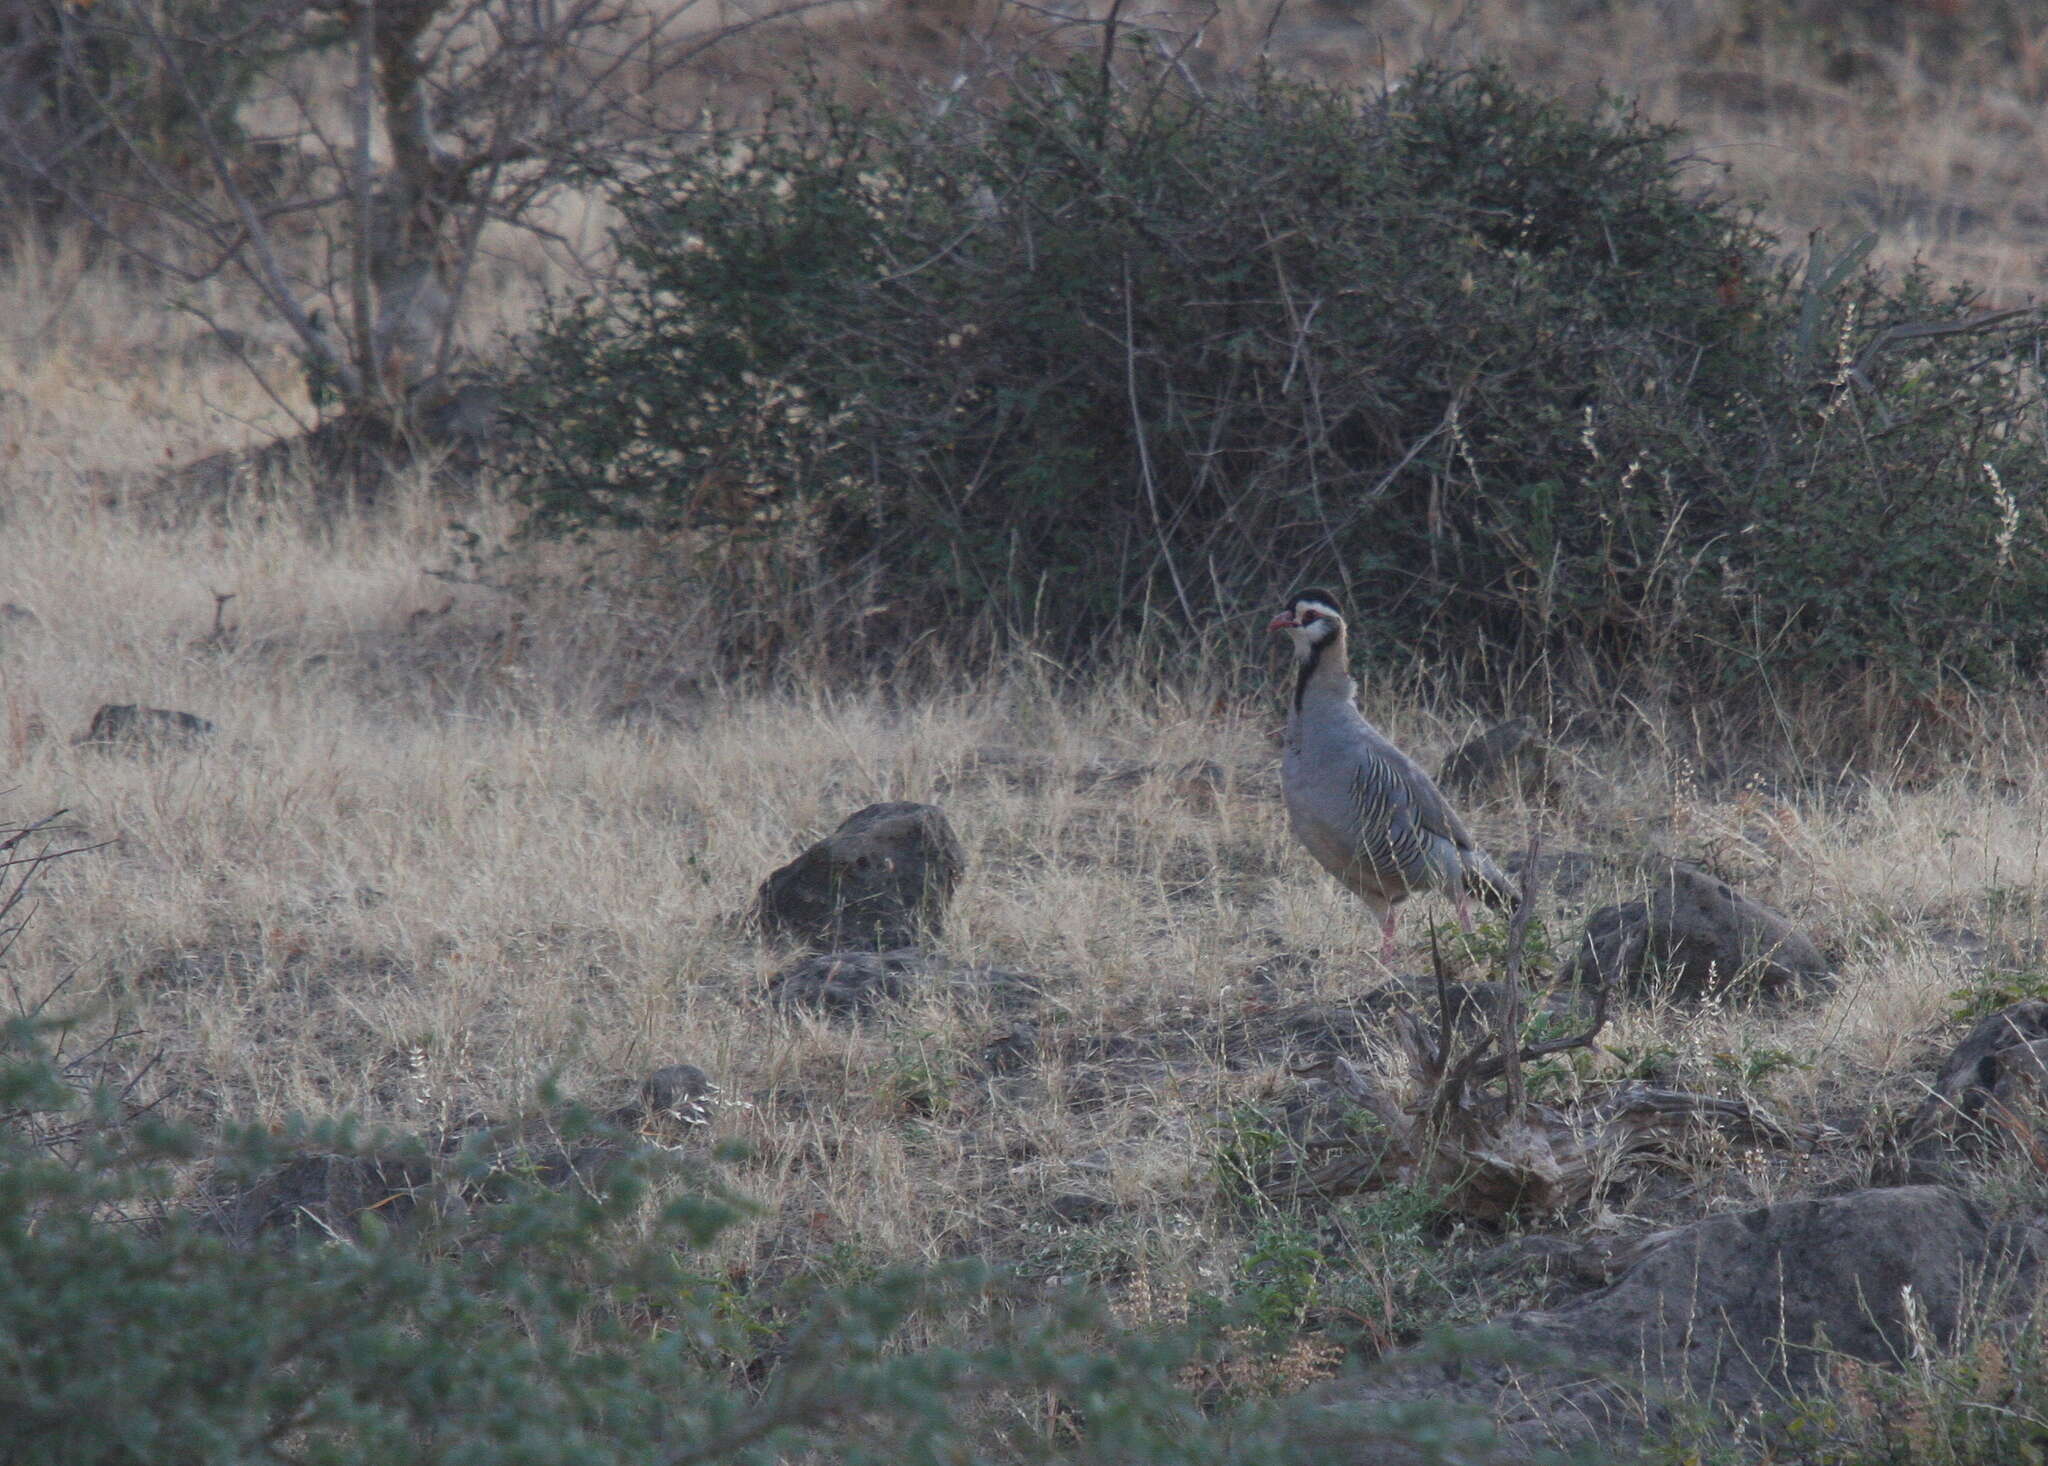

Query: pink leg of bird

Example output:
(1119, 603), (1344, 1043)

(1455, 889), (1476, 934)
(1379, 908), (1398, 966)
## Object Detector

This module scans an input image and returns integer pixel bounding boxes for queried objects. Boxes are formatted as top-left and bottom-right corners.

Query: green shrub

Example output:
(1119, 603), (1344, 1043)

(512, 51), (2048, 705)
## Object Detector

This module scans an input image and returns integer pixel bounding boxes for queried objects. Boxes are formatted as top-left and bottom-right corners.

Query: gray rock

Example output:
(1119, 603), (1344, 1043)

(1923, 1000), (2048, 1097)
(1900, 1001), (2048, 1182)
(767, 949), (916, 1017)
(755, 802), (965, 951)
(76, 703), (216, 750)
(1047, 1192), (1115, 1225)
(979, 1019), (1040, 1074)
(1560, 862), (1828, 1002)
(641, 1063), (721, 1127)
(1314, 1186), (2046, 1456)
(1438, 717), (1559, 802)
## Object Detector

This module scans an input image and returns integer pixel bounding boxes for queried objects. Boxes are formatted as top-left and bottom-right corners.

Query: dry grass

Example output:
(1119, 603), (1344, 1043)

(8, 0), (2048, 1367)
(1248, 0), (2048, 299)
(6, 250), (2048, 1353)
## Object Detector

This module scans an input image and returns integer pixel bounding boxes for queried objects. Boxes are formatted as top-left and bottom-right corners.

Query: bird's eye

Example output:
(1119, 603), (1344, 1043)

(1297, 607), (1321, 623)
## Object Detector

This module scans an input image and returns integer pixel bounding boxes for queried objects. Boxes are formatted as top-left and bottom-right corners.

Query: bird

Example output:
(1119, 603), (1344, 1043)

(1269, 588), (1519, 965)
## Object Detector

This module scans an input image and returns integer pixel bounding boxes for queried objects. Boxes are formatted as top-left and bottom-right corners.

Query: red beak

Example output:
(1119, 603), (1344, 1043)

(1268, 612), (1298, 632)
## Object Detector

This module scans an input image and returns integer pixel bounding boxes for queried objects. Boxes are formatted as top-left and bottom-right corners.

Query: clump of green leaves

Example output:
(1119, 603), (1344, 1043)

(0, 1018), (1122, 1464)
(1946, 967), (2048, 1023)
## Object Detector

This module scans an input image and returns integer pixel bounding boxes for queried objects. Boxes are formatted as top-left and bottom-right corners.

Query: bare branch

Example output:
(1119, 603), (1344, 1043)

(1498, 827), (1541, 1115)
(133, 2), (363, 397)
(1465, 979), (1608, 1086)
(350, 0), (383, 404)
(1848, 307), (2046, 390)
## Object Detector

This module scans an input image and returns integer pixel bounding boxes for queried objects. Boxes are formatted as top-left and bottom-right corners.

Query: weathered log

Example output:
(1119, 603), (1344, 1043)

(1285, 1051), (1821, 1220)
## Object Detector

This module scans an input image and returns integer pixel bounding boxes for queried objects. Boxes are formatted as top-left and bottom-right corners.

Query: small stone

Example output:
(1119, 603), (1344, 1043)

(1048, 1192), (1114, 1225)
(641, 1063), (720, 1126)
(755, 802), (965, 951)
(979, 1020), (1040, 1074)
(767, 950), (916, 1018)
(76, 703), (216, 750)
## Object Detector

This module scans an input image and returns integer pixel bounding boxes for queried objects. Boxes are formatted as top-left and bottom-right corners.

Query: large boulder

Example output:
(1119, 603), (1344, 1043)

(1560, 862), (1828, 1002)
(754, 802), (965, 951)
(1308, 1187), (2045, 1458)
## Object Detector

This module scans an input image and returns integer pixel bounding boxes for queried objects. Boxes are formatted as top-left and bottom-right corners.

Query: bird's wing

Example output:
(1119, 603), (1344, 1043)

(1342, 732), (1472, 892)
(1347, 721), (1477, 842)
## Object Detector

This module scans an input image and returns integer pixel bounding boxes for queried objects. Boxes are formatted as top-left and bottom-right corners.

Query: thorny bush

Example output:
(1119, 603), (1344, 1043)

(513, 52), (2048, 708)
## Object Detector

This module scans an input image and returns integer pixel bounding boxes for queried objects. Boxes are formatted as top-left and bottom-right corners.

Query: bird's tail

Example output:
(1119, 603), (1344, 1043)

(1463, 849), (1521, 913)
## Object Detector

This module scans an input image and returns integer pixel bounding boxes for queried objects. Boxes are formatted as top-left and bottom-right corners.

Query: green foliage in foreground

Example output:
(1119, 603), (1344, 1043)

(512, 54), (2048, 697)
(0, 1015), (1555, 1466)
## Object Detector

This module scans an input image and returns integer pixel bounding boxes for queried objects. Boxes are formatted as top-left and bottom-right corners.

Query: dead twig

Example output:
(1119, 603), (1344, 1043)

(1276, 823), (1815, 1219)
(1847, 307), (2045, 390)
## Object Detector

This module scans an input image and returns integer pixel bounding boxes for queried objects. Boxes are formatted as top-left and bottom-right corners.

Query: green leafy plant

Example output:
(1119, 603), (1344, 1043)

(1946, 968), (2048, 1024)
(1709, 1041), (1814, 1087)
(0, 1015), (1250, 1465)
(881, 1030), (957, 1119)
(1603, 1039), (1683, 1081)
(1213, 1101), (1295, 1213)
(1440, 914), (1562, 973)
(1224, 1214), (1330, 1342)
